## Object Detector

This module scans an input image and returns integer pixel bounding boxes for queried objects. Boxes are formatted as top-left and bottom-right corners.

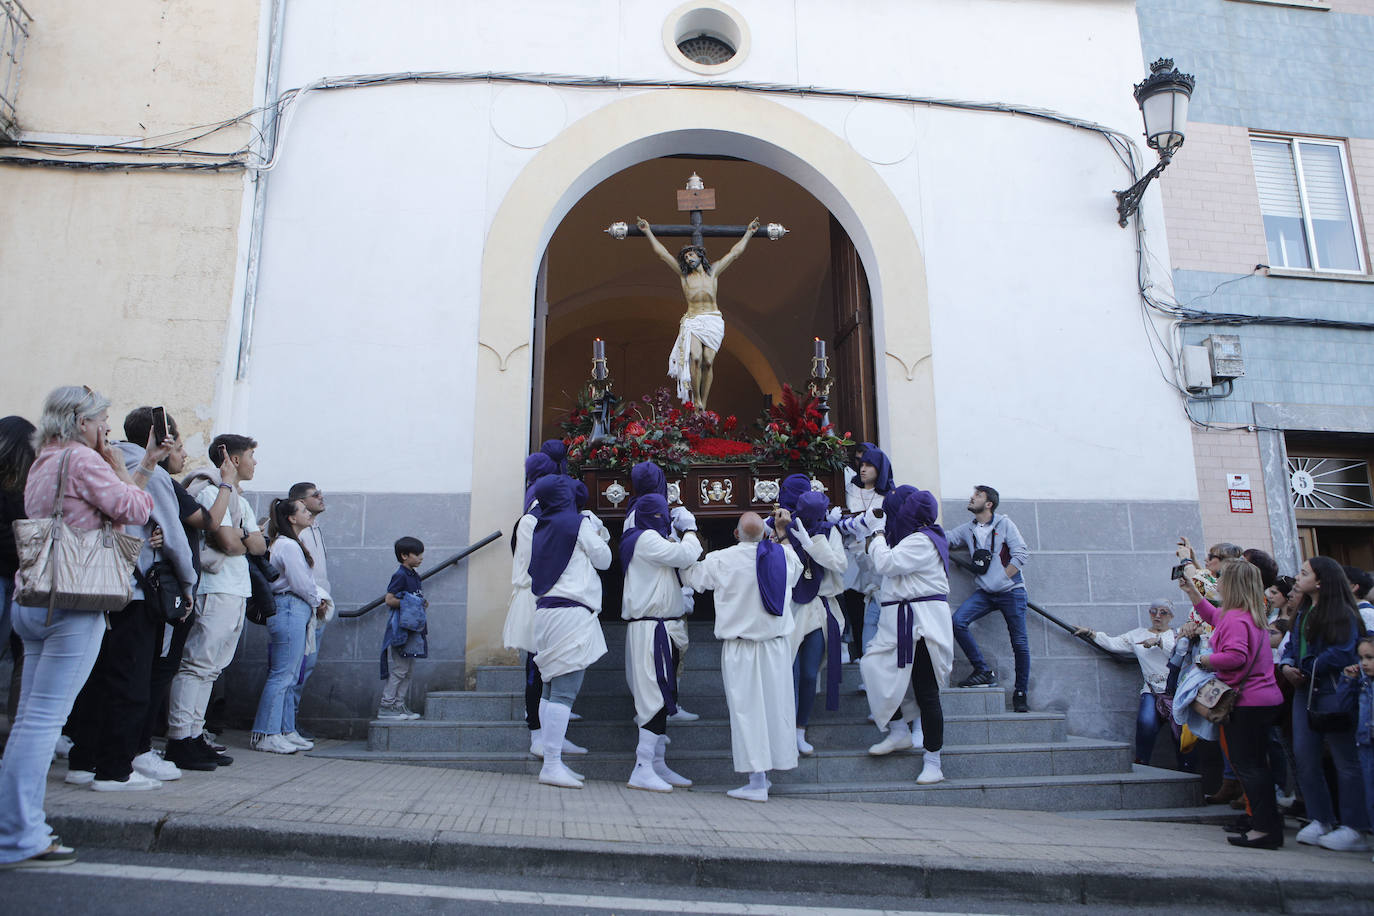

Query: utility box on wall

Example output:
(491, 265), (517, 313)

(1183, 345), (1213, 391)
(1203, 335), (1245, 380)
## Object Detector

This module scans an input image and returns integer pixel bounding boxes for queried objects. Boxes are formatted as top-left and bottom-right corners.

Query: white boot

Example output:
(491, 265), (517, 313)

(796, 728), (814, 756)
(868, 719), (913, 756)
(538, 701), (583, 789)
(540, 698), (588, 754)
(529, 728), (543, 757)
(910, 718), (924, 750)
(916, 749), (944, 785)
(627, 729), (673, 792)
(653, 734), (692, 787)
(727, 770), (769, 802)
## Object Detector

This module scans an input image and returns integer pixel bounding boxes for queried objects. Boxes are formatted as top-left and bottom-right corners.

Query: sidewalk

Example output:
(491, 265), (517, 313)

(42, 733), (1372, 913)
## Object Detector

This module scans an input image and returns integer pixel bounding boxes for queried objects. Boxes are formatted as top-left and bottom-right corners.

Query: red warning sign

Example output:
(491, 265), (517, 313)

(1228, 489), (1253, 514)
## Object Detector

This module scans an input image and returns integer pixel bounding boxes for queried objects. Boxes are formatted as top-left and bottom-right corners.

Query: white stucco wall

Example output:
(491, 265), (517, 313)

(238, 0), (1195, 503)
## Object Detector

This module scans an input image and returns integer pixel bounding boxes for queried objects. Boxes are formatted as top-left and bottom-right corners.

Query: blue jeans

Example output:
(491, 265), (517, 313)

(0, 605), (105, 863)
(286, 620), (323, 735)
(1359, 744), (1374, 835)
(861, 596), (880, 653)
(1135, 693), (1165, 765)
(252, 594), (310, 736)
(952, 588), (1030, 693)
(1291, 689), (1370, 830)
(793, 627), (825, 727)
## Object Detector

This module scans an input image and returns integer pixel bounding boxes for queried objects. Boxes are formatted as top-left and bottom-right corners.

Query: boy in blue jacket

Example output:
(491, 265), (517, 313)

(379, 537), (427, 720)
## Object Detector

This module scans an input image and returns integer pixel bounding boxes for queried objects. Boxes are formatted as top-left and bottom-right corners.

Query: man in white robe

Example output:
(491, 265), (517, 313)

(620, 495), (701, 792)
(683, 512), (801, 801)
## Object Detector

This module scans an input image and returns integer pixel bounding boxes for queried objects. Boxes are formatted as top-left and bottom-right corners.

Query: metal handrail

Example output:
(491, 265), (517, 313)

(948, 552), (1131, 664)
(338, 530), (503, 619)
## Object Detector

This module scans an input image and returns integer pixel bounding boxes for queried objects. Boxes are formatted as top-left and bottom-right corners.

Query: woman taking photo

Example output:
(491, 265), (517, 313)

(1179, 558), (1284, 848)
(0, 386), (167, 869)
(251, 498), (327, 755)
(1279, 556), (1369, 851)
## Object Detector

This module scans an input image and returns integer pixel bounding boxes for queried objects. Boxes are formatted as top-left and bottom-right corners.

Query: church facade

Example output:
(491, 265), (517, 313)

(2, 2), (1219, 742)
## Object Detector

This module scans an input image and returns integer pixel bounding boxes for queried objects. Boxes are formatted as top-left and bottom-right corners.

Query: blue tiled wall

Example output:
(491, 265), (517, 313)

(1137, 0), (1374, 140)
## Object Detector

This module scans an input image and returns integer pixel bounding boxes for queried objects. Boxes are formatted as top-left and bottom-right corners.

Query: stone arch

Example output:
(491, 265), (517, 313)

(467, 89), (934, 664)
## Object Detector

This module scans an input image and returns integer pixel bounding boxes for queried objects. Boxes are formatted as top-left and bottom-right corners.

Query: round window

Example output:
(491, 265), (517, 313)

(663, 3), (750, 76)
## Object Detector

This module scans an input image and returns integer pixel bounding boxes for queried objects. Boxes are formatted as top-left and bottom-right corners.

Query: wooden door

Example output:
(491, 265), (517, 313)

(529, 252), (550, 450)
(829, 215), (878, 443)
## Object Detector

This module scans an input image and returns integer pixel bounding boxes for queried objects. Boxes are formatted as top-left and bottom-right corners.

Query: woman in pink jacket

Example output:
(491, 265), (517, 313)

(0, 386), (169, 869)
(1180, 558), (1284, 849)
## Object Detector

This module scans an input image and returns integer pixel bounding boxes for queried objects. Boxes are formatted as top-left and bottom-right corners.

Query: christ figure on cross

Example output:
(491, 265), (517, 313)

(637, 216), (760, 410)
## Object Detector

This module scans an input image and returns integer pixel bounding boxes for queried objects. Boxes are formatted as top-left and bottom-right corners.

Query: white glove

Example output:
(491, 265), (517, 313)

(864, 506), (885, 534)
(681, 586), (695, 616)
(827, 506), (843, 523)
(671, 506), (697, 532)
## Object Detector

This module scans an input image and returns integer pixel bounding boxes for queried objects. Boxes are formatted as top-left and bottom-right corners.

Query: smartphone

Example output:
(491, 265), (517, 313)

(151, 406), (168, 444)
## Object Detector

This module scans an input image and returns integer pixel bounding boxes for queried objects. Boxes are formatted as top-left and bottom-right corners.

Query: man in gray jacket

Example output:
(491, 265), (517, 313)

(947, 485), (1032, 712)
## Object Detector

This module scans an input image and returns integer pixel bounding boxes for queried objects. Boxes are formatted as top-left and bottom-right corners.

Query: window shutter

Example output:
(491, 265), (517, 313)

(1296, 142), (1353, 222)
(1251, 139), (1302, 218)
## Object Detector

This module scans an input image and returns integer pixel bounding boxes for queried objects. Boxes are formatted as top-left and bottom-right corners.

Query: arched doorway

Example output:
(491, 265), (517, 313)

(468, 90), (937, 666)
(532, 156), (878, 447)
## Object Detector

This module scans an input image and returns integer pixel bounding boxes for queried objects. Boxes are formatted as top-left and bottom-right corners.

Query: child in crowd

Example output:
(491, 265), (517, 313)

(378, 536), (427, 720)
(1347, 634), (1374, 861)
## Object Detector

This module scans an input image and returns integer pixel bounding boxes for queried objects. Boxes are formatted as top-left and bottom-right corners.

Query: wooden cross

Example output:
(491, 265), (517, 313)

(604, 173), (787, 248)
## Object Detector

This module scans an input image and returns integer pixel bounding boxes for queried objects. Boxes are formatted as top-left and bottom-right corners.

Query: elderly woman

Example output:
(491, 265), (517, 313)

(1073, 601), (1178, 765)
(0, 386), (168, 869)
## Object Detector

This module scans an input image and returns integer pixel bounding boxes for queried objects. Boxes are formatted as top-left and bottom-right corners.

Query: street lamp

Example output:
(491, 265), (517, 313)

(1115, 58), (1196, 228)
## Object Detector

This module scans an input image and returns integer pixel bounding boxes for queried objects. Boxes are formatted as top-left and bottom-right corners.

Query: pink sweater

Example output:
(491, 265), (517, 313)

(1192, 598), (1282, 707)
(24, 444), (153, 532)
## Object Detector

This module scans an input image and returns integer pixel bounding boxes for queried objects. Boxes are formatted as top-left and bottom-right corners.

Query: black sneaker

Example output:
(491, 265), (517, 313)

(163, 737), (217, 772)
(1012, 690), (1029, 713)
(957, 669), (998, 688)
(196, 734), (233, 767)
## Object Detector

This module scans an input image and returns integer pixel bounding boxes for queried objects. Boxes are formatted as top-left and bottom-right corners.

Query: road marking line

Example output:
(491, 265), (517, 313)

(40, 863), (1001, 916)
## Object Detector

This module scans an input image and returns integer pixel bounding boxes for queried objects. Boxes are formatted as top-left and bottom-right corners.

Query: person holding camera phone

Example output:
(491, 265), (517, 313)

(948, 485), (1032, 712)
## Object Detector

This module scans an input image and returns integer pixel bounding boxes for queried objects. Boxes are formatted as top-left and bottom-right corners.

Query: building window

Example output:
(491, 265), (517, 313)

(1251, 135), (1365, 273)
(1289, 455), (1374, 511)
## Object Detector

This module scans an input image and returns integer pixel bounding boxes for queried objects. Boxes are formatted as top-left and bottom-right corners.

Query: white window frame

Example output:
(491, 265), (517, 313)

(1251, 133), (1367, 275)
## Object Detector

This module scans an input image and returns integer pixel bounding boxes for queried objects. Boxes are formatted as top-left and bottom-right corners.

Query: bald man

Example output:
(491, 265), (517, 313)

(682, 512), (801, 802)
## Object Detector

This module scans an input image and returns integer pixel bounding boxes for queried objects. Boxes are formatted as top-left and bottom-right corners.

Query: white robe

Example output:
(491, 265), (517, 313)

(858, 531), (953, 730)
(683, 541), (800, 773)
(502, 513), (537, 652)
(622, 530), (701, 726)
(531, 517), (612, 680)
(667, 311), (725, 402)
(785, 525), (848, 657)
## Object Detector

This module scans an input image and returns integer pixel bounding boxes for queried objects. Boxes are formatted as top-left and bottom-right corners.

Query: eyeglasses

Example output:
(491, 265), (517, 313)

(1148, 607), (1172, 615)
(1206, 554), (1222, 562)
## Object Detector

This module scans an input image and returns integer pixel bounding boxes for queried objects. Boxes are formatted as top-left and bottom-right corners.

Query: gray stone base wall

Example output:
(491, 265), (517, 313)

(219, 492), (472, 739)
(942, 498), (1204, 745)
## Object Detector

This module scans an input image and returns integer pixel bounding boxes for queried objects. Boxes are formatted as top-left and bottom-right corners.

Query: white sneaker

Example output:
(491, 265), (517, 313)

(726, 785), (768, 802)
(397, 706), (422, 721)
(868, 722), (914, 756)
(281, 732), (314, 751)
(796, 729), (814, 756)
(916, 749), (944, 785)
(376, 706), (407, 720)
(92, 771), (162, 792)
(1296, 820), (1333, 845)
(132, 750), (181, 782)
(1316, 826), (1370, 852)
(667, 708), (700, 722)
(54, 735), (73, 759)
(253, 733), (298, 755)
(64, 769), (94, 786)
(628, 762), (673, 793)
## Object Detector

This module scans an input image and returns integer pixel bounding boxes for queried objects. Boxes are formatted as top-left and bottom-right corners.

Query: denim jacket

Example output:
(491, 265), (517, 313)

(1279, 611), (1359, 679)
(1358, 673), (1374, 748)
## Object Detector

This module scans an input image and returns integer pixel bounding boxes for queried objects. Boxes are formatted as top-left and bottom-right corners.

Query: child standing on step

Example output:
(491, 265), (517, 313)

(378, 536), (427, 720)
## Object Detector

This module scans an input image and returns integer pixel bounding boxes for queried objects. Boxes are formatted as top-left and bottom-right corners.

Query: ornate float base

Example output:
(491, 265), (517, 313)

(582, 463), (846, 520)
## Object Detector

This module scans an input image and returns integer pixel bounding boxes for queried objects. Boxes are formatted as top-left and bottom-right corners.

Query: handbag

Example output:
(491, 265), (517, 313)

(1191, 677), (1237, 724)
(1307, 669), (1358, 733)
(11, 448), (144, 623)
(245, 552), (280, 626)
(135, 550), (189, 623)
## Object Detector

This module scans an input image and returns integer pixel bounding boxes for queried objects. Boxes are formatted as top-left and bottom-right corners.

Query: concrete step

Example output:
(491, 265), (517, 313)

(349, 734), (1130, 782)
(311, 745), (1197, 812)
(368, 710), (1067, 754)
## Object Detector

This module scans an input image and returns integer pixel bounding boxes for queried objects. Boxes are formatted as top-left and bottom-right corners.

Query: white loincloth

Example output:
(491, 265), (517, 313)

(625, 617), (689, 726)
(667, 312), (725, 402)
(859, 598), (953, 729)
(533, 605), (607, 681)
(502, 585), (536, 652)
(721, 636), (799, 773)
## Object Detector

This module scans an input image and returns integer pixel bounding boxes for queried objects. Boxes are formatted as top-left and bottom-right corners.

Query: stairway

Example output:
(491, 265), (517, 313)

(331, 622), (1201, 812)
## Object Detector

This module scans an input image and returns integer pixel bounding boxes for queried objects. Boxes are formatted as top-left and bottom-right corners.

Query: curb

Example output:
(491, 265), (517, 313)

(46, 808), (1374, 913)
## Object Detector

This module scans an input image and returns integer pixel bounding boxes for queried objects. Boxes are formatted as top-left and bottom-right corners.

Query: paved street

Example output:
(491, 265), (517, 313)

(21, 732), (1372, 913)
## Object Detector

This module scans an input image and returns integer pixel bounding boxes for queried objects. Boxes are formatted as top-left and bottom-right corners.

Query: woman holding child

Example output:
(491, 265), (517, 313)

(251, 498), (328, 755)
(1178, 558), (1284, 849)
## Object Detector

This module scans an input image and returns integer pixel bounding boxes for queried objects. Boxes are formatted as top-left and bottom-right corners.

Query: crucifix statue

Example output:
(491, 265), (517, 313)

(606, 174), (787, 410)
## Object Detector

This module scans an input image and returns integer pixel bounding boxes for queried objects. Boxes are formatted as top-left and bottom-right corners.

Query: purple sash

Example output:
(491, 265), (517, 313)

(535, 595), (597, 614)
(882, 595), (948, 669)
